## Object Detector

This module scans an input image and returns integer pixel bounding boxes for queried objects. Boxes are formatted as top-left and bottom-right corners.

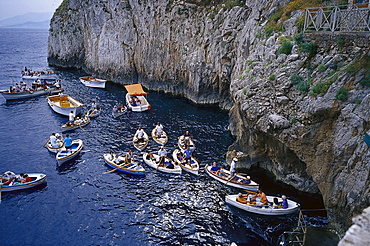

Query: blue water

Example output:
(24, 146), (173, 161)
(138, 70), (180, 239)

(0, 28), (327, 246)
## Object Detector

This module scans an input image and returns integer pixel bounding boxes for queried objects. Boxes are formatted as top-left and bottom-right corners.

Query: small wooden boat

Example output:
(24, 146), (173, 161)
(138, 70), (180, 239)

(103, 153), (145, 176)
(151, 128), (168, 145)
(133, 130), (149, 151)
(87, 107), (101, 118)
(124, 84), (151, 112)
(21, 70), (56, 80)
(112, 105), (127, 118)
(56, 139), (83, 165)
(47, 94), (84, 116)
(61, 116), (90, 132)
(46, 141), (64, 153)
(225, 194), (300, 215)
(172, 149), (199, 175)
(205, 165), (259, 192)
(143, 152), (182, 174)
(178, 135), (196, 151)
(79, 76), (107, 89)
(0, 80), (64, 101)
(1, 173), (47, 192)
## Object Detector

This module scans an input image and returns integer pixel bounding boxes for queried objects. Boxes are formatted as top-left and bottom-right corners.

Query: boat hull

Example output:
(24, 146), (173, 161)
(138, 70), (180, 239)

(0, 87), (63, 101)
(151, 128), (168, 145)
(103, 153), (145, 176)
(226, 194), (300, 215)
(205, 165), (259, 191)
(47, 95), (84, 116)
(56, 139), (83, 165)
(143, 153), (182, 174)
(125, 93), (150, 112)
(79, 77), (106, 89)
(172, 149), (199, 175)
(61, 117), (90, 132)
(1, 173), (47, 192)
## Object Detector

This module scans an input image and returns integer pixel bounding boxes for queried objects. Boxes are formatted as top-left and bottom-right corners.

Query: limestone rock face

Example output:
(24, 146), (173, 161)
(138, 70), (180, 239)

(49, 0), (370, 235)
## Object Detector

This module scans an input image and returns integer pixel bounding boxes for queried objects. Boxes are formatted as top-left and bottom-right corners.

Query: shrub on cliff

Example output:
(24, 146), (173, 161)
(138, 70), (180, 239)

(336, 88), (348, 101)
(279, 41), (293, 55)
(290, 74), (304, 85)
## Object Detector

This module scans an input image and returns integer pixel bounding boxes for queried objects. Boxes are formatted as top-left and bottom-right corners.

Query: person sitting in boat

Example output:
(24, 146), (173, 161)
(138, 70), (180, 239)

(64, 134), (73, 150)
(218, 169), (227, 178)
(134, 127), (145, 143)
(210, 162), (220, 174)
(125, 150), (133, 164)
(237, 193), (249, 204)
(242, 176), (251, 184)
(112, 105), (118, 114)
(281, 195), (288, 209)
(158, 146), (168, 167)
(185, 159), (195, 168)
(146, 152), (156, 162)
(183, 146), (193, 163)
(74, 117), (81, 125)
(130, 96), (137, 106)
(50, 133), (61, 148)
(176, 151), (184, 162)
(1, 171), (16, 185)
(154, 123), (164, 137)
(251, 190), (269, 206)
(22, 174), (32, 183)
(182, 131), (192, 148)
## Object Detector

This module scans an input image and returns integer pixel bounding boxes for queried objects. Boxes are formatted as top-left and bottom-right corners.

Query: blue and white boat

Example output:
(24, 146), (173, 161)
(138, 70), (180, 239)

(103, 153), (145, 176)
(1, 173), (47, 192)
(56, 139), (83, 165)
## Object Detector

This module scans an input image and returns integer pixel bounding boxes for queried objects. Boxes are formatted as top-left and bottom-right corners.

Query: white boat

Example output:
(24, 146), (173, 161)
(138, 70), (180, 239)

(21, 70), (56, 80)
(205, 165), (259, 192)
(56, 139), (83, 165)
(225, 194), (300, 215)
(61, 116), (90, 132)
(79, 76), (107, 89)
(1, 173), (47, 192)
(87, 107), (101, 118)
(0, 81), (64, 101)
(143, 152), (182, 175)
(172, 149), (199, 175)
(124, 84), (151, 112)
(151, 128), (168, 145)
(47, 94), (84, 116)
(112, 105), (127, 118)
(133, 130), (149, 151)
(103, 153), (146, 176)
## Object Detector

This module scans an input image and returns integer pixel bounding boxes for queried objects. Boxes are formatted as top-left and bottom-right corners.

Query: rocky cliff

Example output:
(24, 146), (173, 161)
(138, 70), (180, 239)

(48, 0), (370, 235)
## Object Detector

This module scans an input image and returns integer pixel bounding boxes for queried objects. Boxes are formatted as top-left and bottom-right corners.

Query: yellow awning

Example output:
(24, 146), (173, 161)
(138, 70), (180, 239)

(124, 84), (147, 96)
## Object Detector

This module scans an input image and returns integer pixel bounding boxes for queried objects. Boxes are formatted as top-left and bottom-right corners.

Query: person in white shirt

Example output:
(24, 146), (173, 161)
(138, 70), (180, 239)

(69, 111), (75, 125)
(155, 123), (163, 137)
(158, 146), (168, 166)
(230, 158), (238, 178)
(135, 127), (145, 143)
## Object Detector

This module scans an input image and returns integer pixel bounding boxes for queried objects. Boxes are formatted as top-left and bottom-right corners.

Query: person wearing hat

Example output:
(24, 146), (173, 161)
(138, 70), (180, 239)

(242, 175), (251, 184)
(229, 157), (238, 178)
(237, 193), (249, 204)
(281, 195), (288, 209)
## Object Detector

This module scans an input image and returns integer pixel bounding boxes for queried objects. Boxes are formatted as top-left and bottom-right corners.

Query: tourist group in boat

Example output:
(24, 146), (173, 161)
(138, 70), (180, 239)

(1, 70), (299, 216)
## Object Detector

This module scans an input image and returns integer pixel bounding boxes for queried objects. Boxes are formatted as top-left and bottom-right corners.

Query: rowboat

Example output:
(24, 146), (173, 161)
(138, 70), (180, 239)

(151, 128), (168, 145)
(178, 135), (195, 151)
(56, 139), (83, 165)
(46, 142), (64, 153)
(205, 165), (259, 192)
(21, 70), (56, 80)
(47, 94), (84, 116)
(1, 173), (47, 192)
(61, 116), (90, 132)
(87, 107), (101, 118)
(225, 194), (300, 215)
(112, 105), (127, 118)
(0, 80), (64, 101)
(79, 76), (107, 89)
(172, 149), (199, 175)
(124, 84), (151, 112)
(143, 152), (182, 174)
(133, 130), (149, 151)
(103, 153), (145, 176)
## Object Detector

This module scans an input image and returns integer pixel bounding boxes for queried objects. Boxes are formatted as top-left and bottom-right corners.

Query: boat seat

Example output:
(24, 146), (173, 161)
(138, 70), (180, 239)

(60, 95), (68, 101)
(60, 101), (70, 108)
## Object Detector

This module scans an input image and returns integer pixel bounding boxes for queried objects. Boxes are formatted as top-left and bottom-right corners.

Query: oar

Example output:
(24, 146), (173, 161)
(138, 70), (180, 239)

(39, 139), (49, 150)
(244, 189), (257, 194)
(103, 168), (118, 174)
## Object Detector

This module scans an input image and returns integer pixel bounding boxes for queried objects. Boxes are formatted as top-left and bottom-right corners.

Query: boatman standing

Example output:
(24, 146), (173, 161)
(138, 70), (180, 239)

(69, 111), (75, 125)
(230, 158), (238, 178)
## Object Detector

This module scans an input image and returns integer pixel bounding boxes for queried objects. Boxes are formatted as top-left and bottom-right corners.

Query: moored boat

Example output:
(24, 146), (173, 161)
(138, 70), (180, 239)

(205, 165), (259, 192)
(151, 128), (168, 145)
(1, 173), (47, 192)
(142, 152), (182, 175)
(79, 76), (107, 89)
(172, 149), (199, 175)
(21, 69), (56, 80)
(133, 129), (149, 151)
(55, 139), (83, 165)
(61, 116), (90, 132)
(47, 94), (84, 116)
(103, 153), (145, 176)
(225, 194), (300, 215)
(124, 84), (151, 112)
(0, 80), (64, 101)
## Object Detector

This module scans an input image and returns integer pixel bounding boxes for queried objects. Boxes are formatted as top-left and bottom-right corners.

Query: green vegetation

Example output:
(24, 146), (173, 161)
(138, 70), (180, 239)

(345, 55), (370, 74)
(268, 74), (276, 81)
(291, 117), (297, 123)
(336, 38), (344, 48)
(317, 64), (327, 72)
(309, 74), (338, 96)
(242, 87), (248, 94)
(247, 60), (254, 66)
(336, 88), (348, 101)
(300, 42), (317, 58)
(297, 81), (310, 93)
(54, 0), (70, 18)
(238, 75), (243, 80)
(290, 74), (304, 85)
(279, 41), (293, 55)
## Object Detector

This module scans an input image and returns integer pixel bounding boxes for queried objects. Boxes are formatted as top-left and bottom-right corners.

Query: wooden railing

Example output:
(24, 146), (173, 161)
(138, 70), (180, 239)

(304, 4), (370, 32)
